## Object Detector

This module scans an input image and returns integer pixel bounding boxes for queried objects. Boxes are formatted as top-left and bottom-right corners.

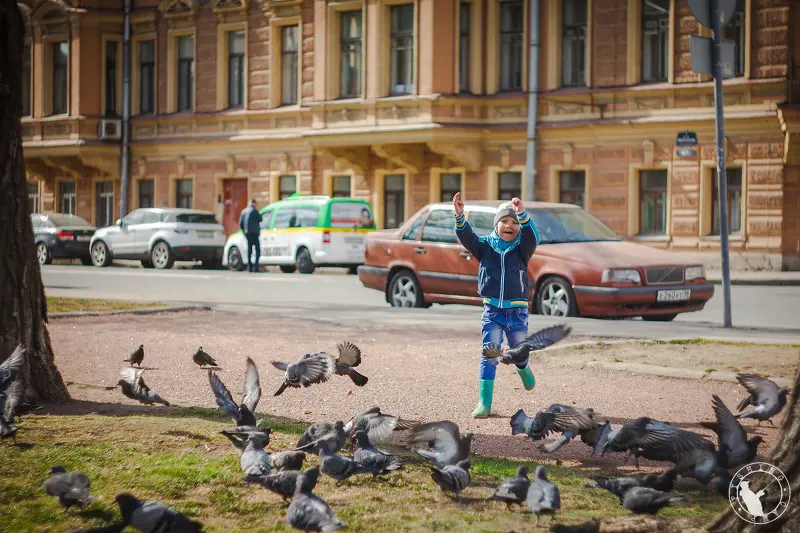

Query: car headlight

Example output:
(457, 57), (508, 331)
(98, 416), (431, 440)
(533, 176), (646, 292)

(601, 269), (641, 284)
(685, 265), (705, 281)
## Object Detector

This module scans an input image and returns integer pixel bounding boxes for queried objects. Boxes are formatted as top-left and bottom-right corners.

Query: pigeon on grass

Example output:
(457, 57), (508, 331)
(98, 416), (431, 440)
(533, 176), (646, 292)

(618, 486), (684, 515)
(490, 466), (530, 508)
(735, 374), (790, 425)
(114, 493), (204, 532)
(408, 420), (473, 467)
(286, 472), (346, 532)
(270, 450), (306, 472)
(343, 406), (420, 442)
(526, 466), (560, 527)
(483, 324), (572, 365)
(123, 345), (144, 368)
(240, 433), (271, 479)
(192, 346), (219, 368)
(700, 394), (763, 468)
(208, 357), (261, 428)
(220, 427), (272, 453)
(585, 468), (678, 497)
(294, 421), (346, 455)
(42, 466), (95, 511)
(318, 440), (378, 482)
(352, 430), (403, 475)
(249, 466), (320, 503)
(117, 368), (169, 406)
(430, 460), (472, 498)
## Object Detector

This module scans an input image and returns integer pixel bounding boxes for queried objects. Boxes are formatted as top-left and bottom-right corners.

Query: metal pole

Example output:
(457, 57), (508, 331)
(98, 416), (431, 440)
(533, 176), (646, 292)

(524, 0), (540, 202)
(120, 0), (132, 217)
(710, 0), (733, 327)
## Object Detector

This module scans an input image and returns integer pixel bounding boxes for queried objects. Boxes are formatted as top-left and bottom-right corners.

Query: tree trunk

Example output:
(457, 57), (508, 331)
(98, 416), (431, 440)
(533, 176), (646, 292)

(0, 0), (69, 408)
(708, 365), (800, 532)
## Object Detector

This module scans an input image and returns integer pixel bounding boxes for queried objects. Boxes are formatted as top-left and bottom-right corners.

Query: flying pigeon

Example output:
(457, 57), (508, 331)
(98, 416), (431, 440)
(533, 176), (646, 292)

(700, 394), (763, 468)
(249, 466), (319, 503)
(270, 450), (306, 472)
(408, 420), (473, 467)
(526, 465), (560, 527)
(735, 374), (790, 425)
(490, 466), (531, 508)
(601, 417), (715, 468)
(343, 406), (420, 442)
(42, 466), (95, 510)
(294, 422), (346, 455)
(192, 346), (219, 368)
(208, 357), (261, 428)
(352, 430), (403, 475)
(511, 404), (596, 443)
(586, 468), (678, 497)
(318, 440), (378, 481)
(272, 342), (367, 395)
(220, 428), (272, 453)
(619, 486), (684, 515)
(114, 493), (204, 532)
(117, 367), (170, 406)
(483, 324), (572, 365)
(286, 472), (346, 532)
(123, 345), (144, 368)
(240, 433), (271, 479)
(430, 460), (472, 498)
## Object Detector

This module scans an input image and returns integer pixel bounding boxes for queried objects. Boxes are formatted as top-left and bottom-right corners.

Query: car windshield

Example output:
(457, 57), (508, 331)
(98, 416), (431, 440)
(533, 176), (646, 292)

(467, 207), (620, 244)
(46, 214), (92, 227)
(173, 213), (218, 224)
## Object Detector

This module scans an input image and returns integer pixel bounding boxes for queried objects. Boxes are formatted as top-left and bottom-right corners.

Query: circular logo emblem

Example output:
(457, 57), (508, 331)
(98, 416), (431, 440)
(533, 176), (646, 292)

(728, 462), (791, 524)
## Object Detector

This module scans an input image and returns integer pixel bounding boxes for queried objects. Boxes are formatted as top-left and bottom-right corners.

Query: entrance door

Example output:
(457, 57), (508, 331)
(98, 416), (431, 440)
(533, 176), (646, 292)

(222, 179), (248, 235)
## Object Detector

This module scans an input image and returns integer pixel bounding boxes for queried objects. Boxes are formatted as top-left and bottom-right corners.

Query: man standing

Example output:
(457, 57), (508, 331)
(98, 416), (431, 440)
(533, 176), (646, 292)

(239, 199), (263, 273)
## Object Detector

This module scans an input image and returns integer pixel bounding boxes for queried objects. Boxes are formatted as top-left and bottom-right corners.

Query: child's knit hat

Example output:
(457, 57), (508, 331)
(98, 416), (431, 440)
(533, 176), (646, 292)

(494, 202), (516, 228)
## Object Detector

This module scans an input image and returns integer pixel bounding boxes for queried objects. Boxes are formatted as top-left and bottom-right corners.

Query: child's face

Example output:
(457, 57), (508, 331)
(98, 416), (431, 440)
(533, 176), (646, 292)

(496, 216), (520, 241)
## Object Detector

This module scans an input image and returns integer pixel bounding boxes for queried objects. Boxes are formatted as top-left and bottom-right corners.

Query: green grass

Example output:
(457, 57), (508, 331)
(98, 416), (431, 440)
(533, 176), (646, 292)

(0, 408), (729, 532)
(47, 297), (164, 313)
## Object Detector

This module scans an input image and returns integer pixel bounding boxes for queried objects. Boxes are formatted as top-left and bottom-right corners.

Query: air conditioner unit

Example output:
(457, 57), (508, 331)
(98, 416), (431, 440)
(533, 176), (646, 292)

(98, 118), (122, 141)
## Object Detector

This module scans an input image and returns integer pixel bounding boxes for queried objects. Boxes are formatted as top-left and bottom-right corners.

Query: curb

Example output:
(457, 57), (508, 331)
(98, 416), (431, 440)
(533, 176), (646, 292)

(49, 304), (212, 319)
(584, 360), (792, 388)
(707, 277), (800, 286)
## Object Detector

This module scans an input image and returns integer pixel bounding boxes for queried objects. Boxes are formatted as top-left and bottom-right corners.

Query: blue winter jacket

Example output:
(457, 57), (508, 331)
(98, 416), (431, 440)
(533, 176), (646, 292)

(239, 205), (262, 235)
(454, 210), (540, 309)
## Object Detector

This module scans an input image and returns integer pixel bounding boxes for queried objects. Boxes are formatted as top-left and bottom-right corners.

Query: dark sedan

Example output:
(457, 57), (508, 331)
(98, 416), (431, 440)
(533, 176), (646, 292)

(32, 213), (96, 265)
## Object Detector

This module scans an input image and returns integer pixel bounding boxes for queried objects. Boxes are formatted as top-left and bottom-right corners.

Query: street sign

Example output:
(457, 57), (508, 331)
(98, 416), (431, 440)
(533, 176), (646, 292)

(676, 148), (697, 157)
(690, 35), (736, 77)
(676, 130), (698, 147)
(688, 0), (737, 27)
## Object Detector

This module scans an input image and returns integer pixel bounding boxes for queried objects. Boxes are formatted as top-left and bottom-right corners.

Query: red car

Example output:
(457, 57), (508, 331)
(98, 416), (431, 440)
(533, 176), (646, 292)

(357, 200), (714, 321)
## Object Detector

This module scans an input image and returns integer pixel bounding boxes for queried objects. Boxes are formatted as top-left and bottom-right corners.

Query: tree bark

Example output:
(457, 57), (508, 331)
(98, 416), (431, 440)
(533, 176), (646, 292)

(0, 0), (69, 408)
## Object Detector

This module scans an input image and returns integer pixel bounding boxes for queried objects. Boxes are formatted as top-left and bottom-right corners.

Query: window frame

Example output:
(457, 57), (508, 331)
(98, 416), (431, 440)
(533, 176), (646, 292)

(710, 167), (743, 236)
(458, 1), (471, 93)
(174, 178), (194, 209)
(280, 24), (300, 106)
(339, 9), (363, 99)
(27, 181), (40, 213)
(724, 0), (747, 78)
(439, 172), (463, 203)
(383, 173), (407, 229)
(498, 0), (524, 92)
(167, 29), (196, 113)
(498, 171), (523, 201)
(137, 178), (156, 209)
(176, 35), (195, 113)
(331, 175), (353, 198)
(558, 170), (586, 207)
(278, 175), (298, 200)
(561, 0), (588, 88)
(638, 169), (668, 235)
(388, 3), (415, 96)
(133, 35), (157, 116)
(58, 180), (76, 215)
(640, 0), (669, 84)
(51, 40), (69, 116)
(102, 36), (123, 117)
(228, 30), (246, 109)
(93, 180), (115, 228)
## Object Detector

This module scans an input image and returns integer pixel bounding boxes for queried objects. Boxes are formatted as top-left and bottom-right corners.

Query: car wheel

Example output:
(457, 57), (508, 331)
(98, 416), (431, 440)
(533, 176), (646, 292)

(280, 265), (297, 274)
(141, 259), (155, 268)
(91, 241), (112, 267)
(36, 242), (52, 265)
(388, 270), (424, 308)
(535, 276), (577, 317)
(227, 246), (246, 271)
(296, 247), (315, 274)
(642, 313), (678, 322)
(151, 241), (175, 270)
(79, 256), (93, 266)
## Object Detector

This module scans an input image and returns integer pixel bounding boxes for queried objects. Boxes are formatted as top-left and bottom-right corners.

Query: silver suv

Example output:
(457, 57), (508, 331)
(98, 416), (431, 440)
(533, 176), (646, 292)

(89, 208), (226, 269)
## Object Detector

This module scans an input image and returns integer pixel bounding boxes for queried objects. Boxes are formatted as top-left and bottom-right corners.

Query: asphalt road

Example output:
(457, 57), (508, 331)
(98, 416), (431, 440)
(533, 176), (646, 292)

(42, 264), (800, 343)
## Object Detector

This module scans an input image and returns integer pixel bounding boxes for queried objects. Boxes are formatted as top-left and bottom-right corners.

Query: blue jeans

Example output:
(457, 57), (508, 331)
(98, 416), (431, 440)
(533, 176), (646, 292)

(480, 304), (529, 380)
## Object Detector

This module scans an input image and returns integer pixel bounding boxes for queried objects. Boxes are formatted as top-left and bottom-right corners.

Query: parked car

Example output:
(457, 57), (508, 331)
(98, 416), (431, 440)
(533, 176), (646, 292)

(32, 212), (96, 266)
(358, 200), (714, 321)
(90, 208), (226, 269)
(222, 195), (376, 274)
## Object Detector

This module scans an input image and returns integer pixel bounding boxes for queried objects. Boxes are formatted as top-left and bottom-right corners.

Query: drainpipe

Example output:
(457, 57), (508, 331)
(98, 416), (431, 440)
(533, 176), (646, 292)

(524, 0), (539, 202)
(120, 0), (132, 217)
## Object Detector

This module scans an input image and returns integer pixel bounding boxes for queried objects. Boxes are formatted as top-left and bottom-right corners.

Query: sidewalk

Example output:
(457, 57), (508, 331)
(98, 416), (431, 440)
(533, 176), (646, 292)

(705, 270), (800, 286)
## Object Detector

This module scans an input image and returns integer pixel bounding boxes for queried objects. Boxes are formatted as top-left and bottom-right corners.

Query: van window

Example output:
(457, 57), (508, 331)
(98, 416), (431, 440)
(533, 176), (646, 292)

(294, 206), (321, 227)
(273, 208), (295, 229)
(259, 209), (274, 229)
(330, 202), (375, 229)
(421, 209), (458, 244)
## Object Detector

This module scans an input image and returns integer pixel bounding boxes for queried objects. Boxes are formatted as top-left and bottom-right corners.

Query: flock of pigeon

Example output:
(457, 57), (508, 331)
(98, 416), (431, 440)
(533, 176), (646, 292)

(0, 323), (793, 532)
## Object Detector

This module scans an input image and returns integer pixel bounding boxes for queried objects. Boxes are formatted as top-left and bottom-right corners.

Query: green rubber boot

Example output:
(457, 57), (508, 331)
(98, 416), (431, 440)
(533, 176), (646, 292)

(471, 379), (494, 418)
(517, 364), (536, 391)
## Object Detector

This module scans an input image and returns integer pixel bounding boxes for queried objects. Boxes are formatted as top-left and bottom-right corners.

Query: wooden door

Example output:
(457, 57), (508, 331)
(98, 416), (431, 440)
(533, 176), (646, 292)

(222, 179), (248, 236)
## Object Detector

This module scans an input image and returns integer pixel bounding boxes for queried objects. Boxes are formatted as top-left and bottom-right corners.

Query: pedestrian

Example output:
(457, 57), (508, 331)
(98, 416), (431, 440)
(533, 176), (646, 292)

(453, 192), (540, 418)
(239, 199), (263, 273)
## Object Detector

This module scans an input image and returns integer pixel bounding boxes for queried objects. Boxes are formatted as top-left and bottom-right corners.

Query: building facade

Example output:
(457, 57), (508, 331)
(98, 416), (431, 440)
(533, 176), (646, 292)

(19, 0), (800, 270)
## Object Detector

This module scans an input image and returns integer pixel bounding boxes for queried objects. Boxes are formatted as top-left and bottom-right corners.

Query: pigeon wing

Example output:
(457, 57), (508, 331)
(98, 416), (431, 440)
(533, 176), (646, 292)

(241, 357), (262, 413)
(0, 346), (24, 393)
(336, 342), (362, 367)
(296, 355), (335, 386)
(736, 374), (780, 401)
(519, 324), (572, 352)
(364, 415), (400, 443)
(711, 394), (747, 451)
(208, 371), (240, 423)
(271, 361), (289, 371)
(481, 346), (506, 359)
(410, 422), (460, 462)
(548, 407), (596, 433)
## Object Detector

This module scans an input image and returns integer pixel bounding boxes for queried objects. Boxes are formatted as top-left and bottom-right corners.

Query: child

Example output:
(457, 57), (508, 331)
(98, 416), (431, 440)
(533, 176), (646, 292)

(453, 192), (540, 418)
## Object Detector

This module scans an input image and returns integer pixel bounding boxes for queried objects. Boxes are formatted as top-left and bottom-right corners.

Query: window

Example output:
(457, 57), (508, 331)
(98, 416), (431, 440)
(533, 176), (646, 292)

(332, 175), (352, 197)
(138, 179), (155, 208)
(422, 209), (458, 244)
(469, 211), (496, 236)
(390, 4), (414, 96)
(95, 181), (114, 228)
(498, 171), (522, 200)
(279, 175), (297, 199)
(439, 173), (461, 202)
(459, 2), (470, 92)
(177, 36), (194, 112)
(139, 40), (155, 114)
(383, 174), (405, 229)
(711, 168), (742, 235)
(22, 45), (30, 116)
(562, 0), (587, 87)
(559, 171), (585, 206)
(228, 30), (246, 108)
(340, 11), (362, 99)
(53, 41), (69, 115)
(724, 0), (746, 78)
(499, 1), (523, 92)
(122, 210), (144, 226)
(639, 170), (668, 234)
(642, 0), (669, 83)
(280, 26), (299, 106)
(59, 181), (76, 214)
(294, 206), (321, 227)
(105, 41), (118, 116)
(175, 179), (193, 208)
(27, 182), (39, 213)
(141, 210), (161, 224)
(273, 208), (296, 229)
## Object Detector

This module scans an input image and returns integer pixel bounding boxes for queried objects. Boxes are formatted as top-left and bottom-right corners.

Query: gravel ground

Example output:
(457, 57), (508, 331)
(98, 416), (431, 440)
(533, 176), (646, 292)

(48, 310), (787, 469)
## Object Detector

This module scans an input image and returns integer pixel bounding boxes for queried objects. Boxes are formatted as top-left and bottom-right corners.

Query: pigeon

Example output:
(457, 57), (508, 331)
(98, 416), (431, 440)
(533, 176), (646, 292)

(192, 346), (218, 368)
(249, 466), (320, 503)
(272, 342), (367, 396)
(601, 417), (715, 468)
(490, 466), (531, 508)
(672, 446), (720, 485)
(735, 374), (790, 425)
(208, 357), (261, 428)
(0, 417), (18, 443)
(619, 486), (684, 515)
(286, 472), (346, 532)
(123, 345), (144, 368)
(318, 440), (378, 481)
(408, 420), (473, 467)
(579, 420), (614, 456)
(430, 460), (472, 498)
(343, 406), (420, 442)
(42, 466), (95, 510)
(220, 428), (272, 453)
(117, 367), (170, 406)
(511, 404), (596, 442)
(294, 422), (346, 455)
(526, 465), (560, 527)
(700, 394), (763, 468)
(0, 345), (24, 420)
(330, 341), (368, 386)
(483, 324), (572, 365)
(713, 470), (733, 498)
(240, 433), (271, 478)
(270, 450), (306, 472)
(586, 468), (678, 497)
(352, 430), (403, 475)
(114, 493), (204, 532)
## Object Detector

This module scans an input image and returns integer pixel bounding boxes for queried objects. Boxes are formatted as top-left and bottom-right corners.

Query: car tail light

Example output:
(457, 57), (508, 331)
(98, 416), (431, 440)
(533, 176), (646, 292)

(323, 230), (331, 244)
(56, 231), (73, 240)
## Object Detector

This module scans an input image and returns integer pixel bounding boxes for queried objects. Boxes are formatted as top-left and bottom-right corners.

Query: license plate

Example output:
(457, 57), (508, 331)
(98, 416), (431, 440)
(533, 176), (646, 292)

(656, 289), (691, 302)
(76, 235), (91, 242)
(344, 236), (363, 244)
(197, 231), (213, 238)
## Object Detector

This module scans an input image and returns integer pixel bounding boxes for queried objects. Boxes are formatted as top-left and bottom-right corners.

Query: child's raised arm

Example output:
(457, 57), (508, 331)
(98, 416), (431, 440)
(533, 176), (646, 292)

(453, 193), (483, 260)
(512, 197), (540, 261)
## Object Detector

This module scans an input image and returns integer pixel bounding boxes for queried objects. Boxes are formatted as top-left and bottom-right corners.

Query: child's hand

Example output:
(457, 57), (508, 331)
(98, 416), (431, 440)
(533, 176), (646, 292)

(453, 192), (464, 216)
(512, 197), (524, 213)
